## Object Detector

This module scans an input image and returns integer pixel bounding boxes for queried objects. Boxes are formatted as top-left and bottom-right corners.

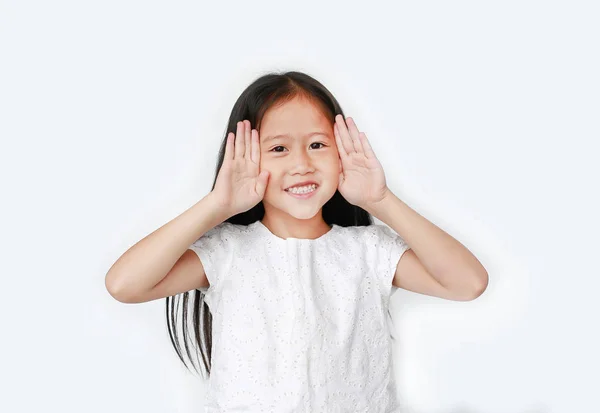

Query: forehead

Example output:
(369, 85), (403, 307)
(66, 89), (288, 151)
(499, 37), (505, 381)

(259, 97), (331, 141)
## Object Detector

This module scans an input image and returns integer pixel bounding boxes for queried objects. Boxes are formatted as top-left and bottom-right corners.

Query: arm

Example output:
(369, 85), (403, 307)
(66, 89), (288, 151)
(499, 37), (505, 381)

(332, 114), (487, 301)
(105, 192), (230, 302)
(366, 189), (488, 301)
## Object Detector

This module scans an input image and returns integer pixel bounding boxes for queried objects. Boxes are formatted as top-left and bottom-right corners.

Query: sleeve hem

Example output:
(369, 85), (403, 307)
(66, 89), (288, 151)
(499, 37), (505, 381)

(188, 246), (218, 295)
(376, 225), (411, 297)
(187, 222), (233, 296)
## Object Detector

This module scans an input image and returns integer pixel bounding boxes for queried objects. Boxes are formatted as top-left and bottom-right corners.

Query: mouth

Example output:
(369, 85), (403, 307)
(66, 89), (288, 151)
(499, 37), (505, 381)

(284, 183), (319, 199)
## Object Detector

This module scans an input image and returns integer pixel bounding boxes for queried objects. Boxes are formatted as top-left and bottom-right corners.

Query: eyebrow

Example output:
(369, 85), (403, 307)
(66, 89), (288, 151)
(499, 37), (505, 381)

(262, 131), (329, 143)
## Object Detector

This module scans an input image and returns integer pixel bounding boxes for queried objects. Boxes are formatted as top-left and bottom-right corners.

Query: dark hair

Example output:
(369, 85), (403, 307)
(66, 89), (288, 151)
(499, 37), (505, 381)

(166, 70), (374, 378)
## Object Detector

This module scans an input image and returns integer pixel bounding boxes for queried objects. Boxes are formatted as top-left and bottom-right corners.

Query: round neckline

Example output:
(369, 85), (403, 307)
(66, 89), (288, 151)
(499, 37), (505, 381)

(254, 220), (338, 242)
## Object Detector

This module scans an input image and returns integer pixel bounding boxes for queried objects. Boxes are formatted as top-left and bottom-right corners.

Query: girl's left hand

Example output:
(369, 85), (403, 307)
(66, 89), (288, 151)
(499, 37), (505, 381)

(333, 114), (389, 210)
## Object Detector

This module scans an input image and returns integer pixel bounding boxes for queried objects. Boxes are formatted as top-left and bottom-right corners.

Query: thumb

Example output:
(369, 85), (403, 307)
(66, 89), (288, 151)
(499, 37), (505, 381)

(256, 170), (270, 196)
(338, 171), (344, 189)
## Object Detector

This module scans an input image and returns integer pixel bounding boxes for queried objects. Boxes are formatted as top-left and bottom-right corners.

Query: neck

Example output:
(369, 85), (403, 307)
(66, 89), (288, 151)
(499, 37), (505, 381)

(261, 211), (331, 240)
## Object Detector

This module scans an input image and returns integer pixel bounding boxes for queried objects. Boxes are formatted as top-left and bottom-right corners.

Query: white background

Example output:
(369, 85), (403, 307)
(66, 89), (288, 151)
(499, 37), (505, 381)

(1, 1), (598, 412)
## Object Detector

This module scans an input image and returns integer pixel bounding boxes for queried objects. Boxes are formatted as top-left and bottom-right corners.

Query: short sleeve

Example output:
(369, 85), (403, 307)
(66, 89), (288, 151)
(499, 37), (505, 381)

(367, 224), (411, 294)
(188, 222), (235, 294)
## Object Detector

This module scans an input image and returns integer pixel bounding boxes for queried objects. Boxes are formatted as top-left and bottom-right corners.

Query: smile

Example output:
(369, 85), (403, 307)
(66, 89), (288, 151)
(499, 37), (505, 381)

(285, 184), (318, 199)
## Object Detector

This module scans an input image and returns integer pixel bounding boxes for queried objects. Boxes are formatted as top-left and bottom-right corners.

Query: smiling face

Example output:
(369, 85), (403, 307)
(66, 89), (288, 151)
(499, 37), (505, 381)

(258, 95), (341, 225)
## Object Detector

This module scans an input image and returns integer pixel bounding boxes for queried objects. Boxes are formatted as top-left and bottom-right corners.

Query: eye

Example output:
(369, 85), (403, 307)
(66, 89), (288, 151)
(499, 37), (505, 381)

(269, 142), (326, 152)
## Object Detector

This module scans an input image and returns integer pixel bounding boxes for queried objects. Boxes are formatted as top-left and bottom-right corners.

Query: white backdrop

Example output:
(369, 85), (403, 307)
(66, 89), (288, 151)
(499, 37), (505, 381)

(1, 1), (598, 412)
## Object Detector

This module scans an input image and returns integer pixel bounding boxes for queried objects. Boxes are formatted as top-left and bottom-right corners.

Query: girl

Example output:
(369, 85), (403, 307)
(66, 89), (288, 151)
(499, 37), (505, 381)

(105, 71), (488, 412)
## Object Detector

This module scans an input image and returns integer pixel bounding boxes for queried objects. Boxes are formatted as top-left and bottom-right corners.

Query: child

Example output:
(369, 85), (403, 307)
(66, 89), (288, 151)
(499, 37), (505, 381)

(105, 70), (488, 412)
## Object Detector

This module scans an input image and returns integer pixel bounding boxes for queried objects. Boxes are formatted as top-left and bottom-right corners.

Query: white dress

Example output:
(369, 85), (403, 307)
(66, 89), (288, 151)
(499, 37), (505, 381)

(188, 220), (410, 412)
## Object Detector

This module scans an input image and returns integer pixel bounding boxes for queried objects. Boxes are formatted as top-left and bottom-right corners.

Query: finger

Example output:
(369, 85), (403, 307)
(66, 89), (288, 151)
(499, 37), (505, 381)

(256, 170), (269, 197)
(250, 129), (260, 164)
(244, 120), (251, 159)
(335, 114), (354, 154)
(359, 132), (375, 159)
(234, 121), (245, 159)
(346, 117), (364, 154)
(333, 121), (348, 160)
(224, 132), (234, 161)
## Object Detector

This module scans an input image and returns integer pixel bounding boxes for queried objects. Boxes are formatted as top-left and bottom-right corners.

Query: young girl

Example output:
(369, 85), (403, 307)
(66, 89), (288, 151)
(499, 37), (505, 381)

(106, 70), (488, 412)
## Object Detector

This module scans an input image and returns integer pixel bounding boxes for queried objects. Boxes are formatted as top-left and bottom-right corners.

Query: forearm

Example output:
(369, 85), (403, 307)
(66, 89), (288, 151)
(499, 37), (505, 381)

(365, 189), (488, 292)
(105, 192), (230, 298)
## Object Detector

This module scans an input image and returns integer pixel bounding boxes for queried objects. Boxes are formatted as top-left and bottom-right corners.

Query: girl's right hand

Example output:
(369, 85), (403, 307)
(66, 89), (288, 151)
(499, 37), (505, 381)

(211, 120), (270, 217)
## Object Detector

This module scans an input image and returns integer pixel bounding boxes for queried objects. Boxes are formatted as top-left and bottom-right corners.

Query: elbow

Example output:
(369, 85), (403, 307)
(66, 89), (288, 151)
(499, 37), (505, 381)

(445, 266), (489, 302)
(105, 272), (133, 303)
(466, 270), (489, 301)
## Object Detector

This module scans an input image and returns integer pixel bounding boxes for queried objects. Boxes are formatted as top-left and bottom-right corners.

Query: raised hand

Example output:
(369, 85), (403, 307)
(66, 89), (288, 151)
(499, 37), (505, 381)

(211, 120), (270, 217)
(333, 114), (389, 210)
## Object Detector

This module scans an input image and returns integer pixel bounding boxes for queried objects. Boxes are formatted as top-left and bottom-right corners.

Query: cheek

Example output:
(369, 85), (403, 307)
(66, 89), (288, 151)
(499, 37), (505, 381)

(327, 153), (342, 174)
(259, 157), (271, 174)
(259, 161), (277, 189)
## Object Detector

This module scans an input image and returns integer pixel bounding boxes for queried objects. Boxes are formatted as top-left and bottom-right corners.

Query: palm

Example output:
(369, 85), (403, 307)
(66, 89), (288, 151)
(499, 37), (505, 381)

(234, 168), (262, 203)
(212, 121), (269, 216)
(217, 159), (261, 208)
(334, 115), (389, 208)
(339, 152), (386, 207)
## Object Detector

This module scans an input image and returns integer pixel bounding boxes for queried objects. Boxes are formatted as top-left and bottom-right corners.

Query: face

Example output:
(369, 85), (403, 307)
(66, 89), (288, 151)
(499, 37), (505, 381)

(258, 96), (341, 221)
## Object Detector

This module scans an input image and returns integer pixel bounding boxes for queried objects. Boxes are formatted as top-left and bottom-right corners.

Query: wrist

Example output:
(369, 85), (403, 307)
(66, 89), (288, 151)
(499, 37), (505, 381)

(204, 192), (234, 221)
(365, 188), (394, 216)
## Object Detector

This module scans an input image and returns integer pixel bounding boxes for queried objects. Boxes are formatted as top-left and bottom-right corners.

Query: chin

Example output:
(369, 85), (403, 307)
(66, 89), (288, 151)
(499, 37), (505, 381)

(265, 201), (324, 220)
(262, 196), (325, 221)
(286, 208), (322, 220)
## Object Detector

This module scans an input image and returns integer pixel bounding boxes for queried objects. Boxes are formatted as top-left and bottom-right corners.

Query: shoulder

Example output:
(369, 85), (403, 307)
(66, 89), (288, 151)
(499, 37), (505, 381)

(334, 224), (408, 256)
(335, 223), (397, 241)
(192, 221), (248, 246)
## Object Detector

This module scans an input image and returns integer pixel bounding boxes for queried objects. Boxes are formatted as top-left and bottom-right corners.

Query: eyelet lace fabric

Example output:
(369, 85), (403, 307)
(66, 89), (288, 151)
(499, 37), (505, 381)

(189, 220), (410, 412)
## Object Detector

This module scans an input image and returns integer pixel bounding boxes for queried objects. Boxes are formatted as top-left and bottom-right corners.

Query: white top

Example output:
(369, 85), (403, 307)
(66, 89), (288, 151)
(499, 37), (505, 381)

(189, 220), (410, 412)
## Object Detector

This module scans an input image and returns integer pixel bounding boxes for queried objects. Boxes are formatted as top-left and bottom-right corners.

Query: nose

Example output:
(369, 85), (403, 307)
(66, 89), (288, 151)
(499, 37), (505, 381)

(289, 149), (315, 174)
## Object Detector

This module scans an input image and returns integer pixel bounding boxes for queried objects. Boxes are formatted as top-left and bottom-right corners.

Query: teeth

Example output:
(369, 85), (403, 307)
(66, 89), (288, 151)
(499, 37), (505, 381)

(286, 184), (317, 194)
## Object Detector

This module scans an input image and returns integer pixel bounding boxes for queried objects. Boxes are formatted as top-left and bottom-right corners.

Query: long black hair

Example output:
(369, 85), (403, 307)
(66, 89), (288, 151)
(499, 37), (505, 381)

(166, 70), (374, 378)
